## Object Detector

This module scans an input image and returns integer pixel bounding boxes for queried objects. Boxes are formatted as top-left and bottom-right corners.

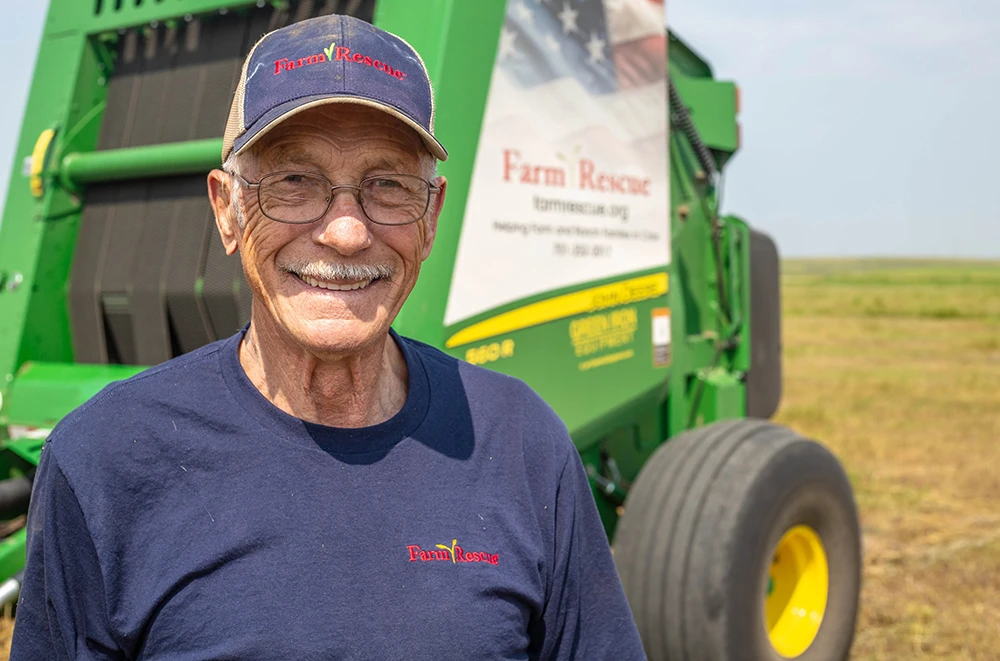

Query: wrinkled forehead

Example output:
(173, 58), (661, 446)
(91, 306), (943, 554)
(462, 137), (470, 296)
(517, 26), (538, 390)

(253, 104), (427, 172)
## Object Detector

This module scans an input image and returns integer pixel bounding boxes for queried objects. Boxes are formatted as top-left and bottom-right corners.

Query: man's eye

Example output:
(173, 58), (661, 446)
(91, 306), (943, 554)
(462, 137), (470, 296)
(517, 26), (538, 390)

(281, 174), (308, 184)
(371, 177), (403, 188)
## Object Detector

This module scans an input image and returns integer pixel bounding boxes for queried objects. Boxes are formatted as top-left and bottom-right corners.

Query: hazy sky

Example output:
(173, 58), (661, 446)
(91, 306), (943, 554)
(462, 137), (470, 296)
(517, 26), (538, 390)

(1, 1), (997, 257)
(668, 0), (1000, 258)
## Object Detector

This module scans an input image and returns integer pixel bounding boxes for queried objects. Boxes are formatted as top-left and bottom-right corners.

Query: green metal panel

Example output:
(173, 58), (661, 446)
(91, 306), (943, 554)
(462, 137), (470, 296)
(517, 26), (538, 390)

(668, 32), (713, 79)
(0, 27), (102, 384)
(0, 529), (26, 584)
(2, 362), (147, 429)
(672, 75), (739, 155)
(46, 0), (258, 36)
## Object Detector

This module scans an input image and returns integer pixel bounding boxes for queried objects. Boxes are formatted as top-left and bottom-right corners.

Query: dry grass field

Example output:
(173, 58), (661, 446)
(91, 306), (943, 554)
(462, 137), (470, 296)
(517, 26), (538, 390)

(0, 258), (995, 659)
(774, 258), (1000, 660)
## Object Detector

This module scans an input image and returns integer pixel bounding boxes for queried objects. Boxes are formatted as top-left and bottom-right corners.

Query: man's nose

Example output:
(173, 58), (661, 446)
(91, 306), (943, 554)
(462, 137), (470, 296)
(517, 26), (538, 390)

(311, 188), (372, 256)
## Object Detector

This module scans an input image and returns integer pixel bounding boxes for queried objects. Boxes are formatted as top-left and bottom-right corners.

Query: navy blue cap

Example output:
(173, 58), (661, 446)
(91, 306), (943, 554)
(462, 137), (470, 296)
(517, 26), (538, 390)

(222, 14), (447, 162)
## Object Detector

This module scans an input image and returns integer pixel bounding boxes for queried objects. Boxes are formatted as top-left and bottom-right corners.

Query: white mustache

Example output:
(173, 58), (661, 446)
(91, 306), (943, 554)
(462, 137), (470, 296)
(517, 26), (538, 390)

(280, 261), (395, 282)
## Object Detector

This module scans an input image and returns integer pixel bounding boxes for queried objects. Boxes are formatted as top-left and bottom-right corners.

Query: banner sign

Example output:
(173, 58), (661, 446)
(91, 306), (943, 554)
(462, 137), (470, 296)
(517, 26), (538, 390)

(445, 0), (670, 326)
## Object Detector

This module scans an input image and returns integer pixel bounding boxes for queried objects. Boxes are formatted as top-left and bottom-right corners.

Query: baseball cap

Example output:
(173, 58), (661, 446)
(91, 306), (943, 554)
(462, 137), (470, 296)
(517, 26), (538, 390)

(222, 14), (448, 163)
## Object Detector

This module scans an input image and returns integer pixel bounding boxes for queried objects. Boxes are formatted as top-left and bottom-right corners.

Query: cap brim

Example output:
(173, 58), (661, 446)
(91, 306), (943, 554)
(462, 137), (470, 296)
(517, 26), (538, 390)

(233, 94), (448, 162)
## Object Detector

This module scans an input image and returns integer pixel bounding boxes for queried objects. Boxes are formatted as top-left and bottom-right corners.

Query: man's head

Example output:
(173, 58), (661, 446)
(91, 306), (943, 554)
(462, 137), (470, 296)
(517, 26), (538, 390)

(207, 15), (447, 359)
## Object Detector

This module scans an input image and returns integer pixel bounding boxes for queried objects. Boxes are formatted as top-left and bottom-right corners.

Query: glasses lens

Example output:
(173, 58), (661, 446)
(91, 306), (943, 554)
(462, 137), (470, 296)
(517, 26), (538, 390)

(259, 172), (331, 223)
(361, 175), (429, 225)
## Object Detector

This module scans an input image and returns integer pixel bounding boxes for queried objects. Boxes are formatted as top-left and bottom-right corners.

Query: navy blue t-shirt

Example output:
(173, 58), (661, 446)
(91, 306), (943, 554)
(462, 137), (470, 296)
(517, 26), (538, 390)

(10, 329), (645, 660)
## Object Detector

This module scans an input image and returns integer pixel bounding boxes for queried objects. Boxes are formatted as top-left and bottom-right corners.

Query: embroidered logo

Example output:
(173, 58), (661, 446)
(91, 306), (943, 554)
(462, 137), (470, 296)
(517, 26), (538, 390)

(273, 41), (408, 80)
(406, 539), (500, 566)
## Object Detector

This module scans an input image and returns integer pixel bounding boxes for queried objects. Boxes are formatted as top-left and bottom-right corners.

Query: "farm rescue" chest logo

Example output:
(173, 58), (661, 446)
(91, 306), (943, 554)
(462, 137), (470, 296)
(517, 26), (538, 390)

(406, 539), (500, 566)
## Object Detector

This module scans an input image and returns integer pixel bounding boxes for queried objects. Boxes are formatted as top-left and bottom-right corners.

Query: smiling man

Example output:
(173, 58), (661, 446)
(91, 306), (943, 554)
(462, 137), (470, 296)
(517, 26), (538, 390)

(10, 14), (645, 661)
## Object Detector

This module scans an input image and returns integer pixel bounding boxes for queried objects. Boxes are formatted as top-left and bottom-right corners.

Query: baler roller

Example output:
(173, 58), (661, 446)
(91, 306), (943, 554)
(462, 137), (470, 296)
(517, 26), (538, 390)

(59, 138), (222, 190)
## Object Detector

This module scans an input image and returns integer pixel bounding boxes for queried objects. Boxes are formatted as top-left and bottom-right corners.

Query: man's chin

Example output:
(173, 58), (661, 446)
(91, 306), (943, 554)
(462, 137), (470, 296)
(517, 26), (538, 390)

(283, 317), (388, 357)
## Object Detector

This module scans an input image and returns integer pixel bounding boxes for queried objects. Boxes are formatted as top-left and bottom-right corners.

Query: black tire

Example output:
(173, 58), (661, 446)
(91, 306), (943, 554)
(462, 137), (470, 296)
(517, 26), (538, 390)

(613, 419), (861, 661)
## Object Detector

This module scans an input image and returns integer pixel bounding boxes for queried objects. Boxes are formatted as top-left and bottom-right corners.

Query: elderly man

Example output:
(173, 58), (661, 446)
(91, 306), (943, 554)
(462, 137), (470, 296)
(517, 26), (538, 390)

(11, 14), (645, 660)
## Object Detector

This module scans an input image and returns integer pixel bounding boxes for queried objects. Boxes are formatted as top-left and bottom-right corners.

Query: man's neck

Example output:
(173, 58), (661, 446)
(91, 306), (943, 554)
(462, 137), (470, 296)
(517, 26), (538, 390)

(238, 317), (409, 429)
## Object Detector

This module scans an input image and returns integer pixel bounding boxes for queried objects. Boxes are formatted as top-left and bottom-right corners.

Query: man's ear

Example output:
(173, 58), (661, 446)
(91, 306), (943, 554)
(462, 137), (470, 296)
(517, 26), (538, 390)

(207, 169), (240, 256)
(421, 176), (447, 261)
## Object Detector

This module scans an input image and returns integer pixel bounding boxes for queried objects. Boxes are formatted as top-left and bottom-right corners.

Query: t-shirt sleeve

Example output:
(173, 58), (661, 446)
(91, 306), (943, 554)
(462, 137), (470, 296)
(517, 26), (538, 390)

(9, 444), (124, 661)
(532, 447), (647, 660)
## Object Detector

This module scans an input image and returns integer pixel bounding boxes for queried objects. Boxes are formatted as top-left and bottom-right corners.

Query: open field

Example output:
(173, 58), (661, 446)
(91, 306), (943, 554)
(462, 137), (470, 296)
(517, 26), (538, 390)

(0, 258), (996, 658)
(774, 258), (1000, 660)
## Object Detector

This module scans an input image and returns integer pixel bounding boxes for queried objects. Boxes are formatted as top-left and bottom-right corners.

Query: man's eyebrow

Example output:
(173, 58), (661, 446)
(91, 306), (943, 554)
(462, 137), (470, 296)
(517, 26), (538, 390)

(262, 144), (321, 169)
(362, 156), (417, 174)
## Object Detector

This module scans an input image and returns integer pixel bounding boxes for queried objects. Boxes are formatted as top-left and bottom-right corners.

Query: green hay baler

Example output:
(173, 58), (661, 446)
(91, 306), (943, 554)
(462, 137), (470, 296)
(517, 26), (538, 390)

(0, 1), (862, 659)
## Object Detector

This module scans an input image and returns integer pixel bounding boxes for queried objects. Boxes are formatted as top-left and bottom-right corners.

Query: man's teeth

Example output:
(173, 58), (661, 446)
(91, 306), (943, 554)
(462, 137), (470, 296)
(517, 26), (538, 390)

(299, 274), (373, 291)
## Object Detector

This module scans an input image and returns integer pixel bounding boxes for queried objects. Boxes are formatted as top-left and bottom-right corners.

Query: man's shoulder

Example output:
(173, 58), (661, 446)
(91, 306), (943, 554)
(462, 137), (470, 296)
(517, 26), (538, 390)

(46, 338), (233, 455)
(399, 334), (558, 416)
(399, 333), (571, 473)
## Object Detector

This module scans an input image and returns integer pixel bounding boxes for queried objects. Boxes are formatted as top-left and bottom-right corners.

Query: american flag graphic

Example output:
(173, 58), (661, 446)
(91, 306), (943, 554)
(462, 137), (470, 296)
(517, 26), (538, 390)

(499, 0), (618, 94)
(499, 0), (667, 91)
(486, 0), (667, 170)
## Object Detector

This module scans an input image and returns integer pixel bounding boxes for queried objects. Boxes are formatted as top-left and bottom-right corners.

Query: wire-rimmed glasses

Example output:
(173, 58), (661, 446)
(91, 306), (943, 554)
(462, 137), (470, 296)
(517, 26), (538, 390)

(229, 171), (440, 226)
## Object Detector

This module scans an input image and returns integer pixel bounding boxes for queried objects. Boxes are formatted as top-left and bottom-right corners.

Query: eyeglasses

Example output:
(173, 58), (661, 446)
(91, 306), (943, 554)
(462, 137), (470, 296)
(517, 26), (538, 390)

(228, 171), (440, 226)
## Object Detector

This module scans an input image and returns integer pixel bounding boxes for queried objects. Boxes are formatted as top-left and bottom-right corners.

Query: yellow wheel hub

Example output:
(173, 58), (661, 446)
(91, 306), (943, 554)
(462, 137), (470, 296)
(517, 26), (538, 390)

(765, 525), (829, 658)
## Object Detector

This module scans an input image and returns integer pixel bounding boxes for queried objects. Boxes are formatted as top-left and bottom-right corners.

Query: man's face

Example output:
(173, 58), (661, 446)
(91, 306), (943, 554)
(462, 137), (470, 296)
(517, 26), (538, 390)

(213, 104), (446, 358)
